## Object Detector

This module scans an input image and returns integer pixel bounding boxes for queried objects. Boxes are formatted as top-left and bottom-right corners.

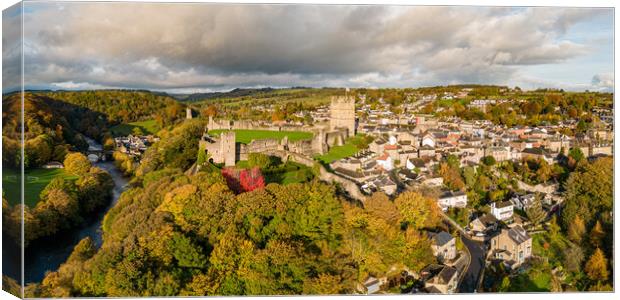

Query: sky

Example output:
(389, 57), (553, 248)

(2, 2), (615, 93)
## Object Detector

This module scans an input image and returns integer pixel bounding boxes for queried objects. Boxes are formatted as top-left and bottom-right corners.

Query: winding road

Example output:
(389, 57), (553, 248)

(438, 211), (486, 293)
(458, 235), (486, 293)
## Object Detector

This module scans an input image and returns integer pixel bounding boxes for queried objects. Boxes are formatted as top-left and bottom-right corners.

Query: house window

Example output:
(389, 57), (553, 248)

(527, 246), (531, 254)
(519, 251), (523, 261)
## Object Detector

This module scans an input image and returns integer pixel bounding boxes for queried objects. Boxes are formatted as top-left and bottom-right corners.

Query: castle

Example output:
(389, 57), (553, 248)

(199, 95), (357, 166)
(330, 95), (356, 137)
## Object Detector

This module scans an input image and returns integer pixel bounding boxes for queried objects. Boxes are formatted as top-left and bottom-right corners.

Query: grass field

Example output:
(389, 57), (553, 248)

(209, 129), (313, 144)
(2, 168), (79, 207)
(315, 135), (371, 164)
(110, 119), (160, 136)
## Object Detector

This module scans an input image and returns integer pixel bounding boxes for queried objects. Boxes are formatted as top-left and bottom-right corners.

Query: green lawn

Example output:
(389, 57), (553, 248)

(209, 129), (313, 144)
(509, 265), (552, 292)
(110, 119), (160, 136)
(2, 168), (79, 207)
(315, 141), (359, 164)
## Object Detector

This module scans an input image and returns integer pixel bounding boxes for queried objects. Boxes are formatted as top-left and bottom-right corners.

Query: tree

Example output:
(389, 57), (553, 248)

(548, 215), (560, 239)
(584, 248), (608, 282)
(481, 156), (496, 166)
(132, 126), (144, 136)
(568, 148), (584, 163)
(438, 162), (464, 191)
(196, 145), (208, 166)
(247, 153), (276, 170)
(204, 105), (218, 117)
(525, 195), (545, 227)
(222, 167), (265, 193)
(239, 167), (265, 192)
(562, 245), (584, 273)
(590, 221), (605, 248)
(498, 276), (511, 292)
(394, 191), (440, 230)
(567, 215), (586, 244)
(562, 158), (612, 229)
(535, 159), (551, 183)
(64, 152), (91, 176)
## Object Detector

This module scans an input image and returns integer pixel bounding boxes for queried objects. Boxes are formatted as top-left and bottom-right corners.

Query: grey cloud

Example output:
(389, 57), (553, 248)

(1, 3), (612, 92)
(591, 73), (614, 92)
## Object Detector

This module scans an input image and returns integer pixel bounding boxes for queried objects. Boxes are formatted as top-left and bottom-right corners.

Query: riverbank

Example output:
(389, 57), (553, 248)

(2, 138), (130, 284)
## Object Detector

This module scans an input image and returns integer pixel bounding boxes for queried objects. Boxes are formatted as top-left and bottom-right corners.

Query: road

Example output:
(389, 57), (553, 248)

(458, 235), (486, 293)
(438, 211), (486, 293)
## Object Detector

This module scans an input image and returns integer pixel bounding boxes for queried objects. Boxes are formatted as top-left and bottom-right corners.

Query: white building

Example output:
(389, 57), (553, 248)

(510, 194), (536, 211)
(438, 190), (467, 211)
(376, 153), (394, 171)
(490, 201), (514, 221)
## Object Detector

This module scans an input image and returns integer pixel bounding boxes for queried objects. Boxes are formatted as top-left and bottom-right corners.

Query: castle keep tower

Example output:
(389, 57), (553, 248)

(329, 95), (356, 137)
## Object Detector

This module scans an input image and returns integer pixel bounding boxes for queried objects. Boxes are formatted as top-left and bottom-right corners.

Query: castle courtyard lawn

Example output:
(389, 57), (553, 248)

(110, 119), (160, 136)
(316, 139), (368, 165)
(209, 129), (313, 144)
(2, 168), (79, 207)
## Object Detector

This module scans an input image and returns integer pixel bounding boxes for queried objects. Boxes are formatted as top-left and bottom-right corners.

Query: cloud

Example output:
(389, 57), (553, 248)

(591, 73), (614, 92)
(1, 3), (613, 92)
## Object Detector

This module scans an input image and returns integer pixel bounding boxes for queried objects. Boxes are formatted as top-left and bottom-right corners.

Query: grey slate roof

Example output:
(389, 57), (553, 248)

(432, 231), (454, 247)
(507, 225), (531, 244)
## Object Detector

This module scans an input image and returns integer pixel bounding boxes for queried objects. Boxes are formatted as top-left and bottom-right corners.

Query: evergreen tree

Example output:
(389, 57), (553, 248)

(525, 195), (545, 227)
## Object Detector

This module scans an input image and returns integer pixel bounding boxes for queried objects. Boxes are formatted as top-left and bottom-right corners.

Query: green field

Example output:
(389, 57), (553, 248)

(110, 119), (160, 136)
(314, 134), (372, 164)
(209, 129), (313, 144)
(2, 168), (79, 207)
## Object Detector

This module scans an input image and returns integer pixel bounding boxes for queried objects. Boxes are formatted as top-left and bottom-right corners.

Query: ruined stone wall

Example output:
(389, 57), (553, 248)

(287, 139), (314, 156)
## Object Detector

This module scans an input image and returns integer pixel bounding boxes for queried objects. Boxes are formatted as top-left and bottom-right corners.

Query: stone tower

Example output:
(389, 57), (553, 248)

(330, 95), (356, 137)
(220, 131), (236, 166)
(186, 107), (193, 119)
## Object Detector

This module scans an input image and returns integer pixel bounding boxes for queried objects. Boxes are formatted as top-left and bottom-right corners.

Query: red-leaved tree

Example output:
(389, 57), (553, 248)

(222, 166), (265, 193)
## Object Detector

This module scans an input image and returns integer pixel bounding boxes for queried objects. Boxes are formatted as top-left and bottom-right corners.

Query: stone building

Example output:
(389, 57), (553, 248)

(330, 95), (357, 137)
(488, 225), (532, 269)
(200, 131), (236, 166)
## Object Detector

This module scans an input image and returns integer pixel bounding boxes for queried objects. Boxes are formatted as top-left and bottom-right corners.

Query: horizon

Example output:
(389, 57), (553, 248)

(3, 3), (614, 94)
(4, 84), (615, 97)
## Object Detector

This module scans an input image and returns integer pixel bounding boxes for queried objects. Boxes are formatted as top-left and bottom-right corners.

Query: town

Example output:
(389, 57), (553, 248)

(110, 86), (612, 294)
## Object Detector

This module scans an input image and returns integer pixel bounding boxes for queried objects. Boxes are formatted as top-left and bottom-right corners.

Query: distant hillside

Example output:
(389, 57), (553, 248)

(2, 93), (102, 168)
(174, 87), (280, 102)
(35, 90), (184, 125)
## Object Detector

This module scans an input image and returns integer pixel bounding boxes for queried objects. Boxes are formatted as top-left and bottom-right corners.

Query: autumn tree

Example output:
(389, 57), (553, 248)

(535, 159), (551, 183)
(567, 215), (586, 244)
(562, 158), (612, 230)
(584, 248), (608, 282)
(438, 162), (464, 191)
(394, 191), (440, 230)
(64, 152), (91, 176)
(590, 221), (605, 248)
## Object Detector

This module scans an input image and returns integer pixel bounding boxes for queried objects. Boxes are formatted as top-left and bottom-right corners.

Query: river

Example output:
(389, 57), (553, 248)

(13, 138), (129, 284)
